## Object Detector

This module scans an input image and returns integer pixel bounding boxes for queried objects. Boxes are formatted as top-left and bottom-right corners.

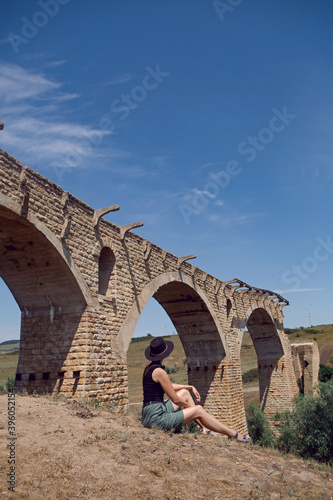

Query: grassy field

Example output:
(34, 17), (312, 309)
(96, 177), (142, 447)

(1, 324), (332, 407)
(0, 351), (19, 386)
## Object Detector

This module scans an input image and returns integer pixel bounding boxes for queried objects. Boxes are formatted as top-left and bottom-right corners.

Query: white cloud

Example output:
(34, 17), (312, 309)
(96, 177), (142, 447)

(0, 62), (61, 102)
(0, 61), (114, 169)
(208, 212), (267, 227)
(198, 161), (225, 171)
(192, 188), (216, 199)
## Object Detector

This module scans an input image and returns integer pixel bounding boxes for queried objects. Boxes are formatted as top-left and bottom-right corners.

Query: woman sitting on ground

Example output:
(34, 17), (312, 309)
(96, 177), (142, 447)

(142, 336), (251, 443)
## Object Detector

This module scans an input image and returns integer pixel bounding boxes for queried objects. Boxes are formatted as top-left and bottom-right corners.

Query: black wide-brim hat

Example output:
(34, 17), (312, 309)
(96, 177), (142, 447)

(145, 336), (174, 361)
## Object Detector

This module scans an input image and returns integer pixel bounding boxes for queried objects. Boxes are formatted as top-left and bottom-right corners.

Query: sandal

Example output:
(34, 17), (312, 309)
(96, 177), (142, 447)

(229, 431), (251, 443)
(202, 429), (217, 436)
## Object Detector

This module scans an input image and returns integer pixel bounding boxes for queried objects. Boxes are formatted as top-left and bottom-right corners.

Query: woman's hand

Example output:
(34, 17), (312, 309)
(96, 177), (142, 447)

(191, 386), (201, 403)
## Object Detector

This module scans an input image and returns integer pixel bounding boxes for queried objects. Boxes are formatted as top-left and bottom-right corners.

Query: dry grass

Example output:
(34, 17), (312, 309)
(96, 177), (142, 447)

(0, 393), (332, 499)
(0, 351), (19, 387)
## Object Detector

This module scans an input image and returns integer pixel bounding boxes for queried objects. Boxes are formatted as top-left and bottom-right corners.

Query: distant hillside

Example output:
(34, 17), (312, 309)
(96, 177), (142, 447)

(0, 339), (20, 346)
(0, 340), (20, 352)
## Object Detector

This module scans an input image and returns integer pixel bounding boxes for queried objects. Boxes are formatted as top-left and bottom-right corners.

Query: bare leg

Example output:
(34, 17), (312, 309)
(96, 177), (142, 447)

(170, 389), (207, 432)
(182, 405), (250, 442)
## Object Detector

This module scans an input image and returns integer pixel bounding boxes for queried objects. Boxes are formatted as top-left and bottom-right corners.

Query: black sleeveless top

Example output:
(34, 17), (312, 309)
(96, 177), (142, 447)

(142, 364), (165, 404)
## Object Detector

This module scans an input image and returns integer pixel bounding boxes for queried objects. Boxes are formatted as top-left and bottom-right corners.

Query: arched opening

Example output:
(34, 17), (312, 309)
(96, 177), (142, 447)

(98, 247), (115, 295)
(0, 203), (90, 395)
(119, 273), (230, 419)
(0, 277), (20, 388)
(127, 299), (180, 405)
(240, 327), (260, 410)
(239, 307), (285, 416)
(226, 298), (232, 319)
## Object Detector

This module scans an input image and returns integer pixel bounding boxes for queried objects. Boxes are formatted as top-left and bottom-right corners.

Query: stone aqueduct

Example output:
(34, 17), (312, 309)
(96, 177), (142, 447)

(0, 149), (299, 432)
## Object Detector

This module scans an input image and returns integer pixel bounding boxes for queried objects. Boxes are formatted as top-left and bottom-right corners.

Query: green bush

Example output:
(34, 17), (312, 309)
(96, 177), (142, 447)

(284, 328), (298, 334)
(297, 377), (304, 394)
(274, 410), (298, 455)
(319, 363), (333, 383)
(242, 367), (258, 384)
(0, 377), (15, 393)
(246, 403), (274, 447)
(182, 420), (200, 435)
(164, 365), (177, 374)
(305, 328), (318, 335)
(130, 333), (152, 343)
(6, 377), (15, 392)
(275, 380), (333, 464)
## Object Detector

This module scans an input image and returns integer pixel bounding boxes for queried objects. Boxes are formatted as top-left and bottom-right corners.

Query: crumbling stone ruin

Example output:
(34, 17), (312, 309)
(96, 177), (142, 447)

(291, 342), (320, 395)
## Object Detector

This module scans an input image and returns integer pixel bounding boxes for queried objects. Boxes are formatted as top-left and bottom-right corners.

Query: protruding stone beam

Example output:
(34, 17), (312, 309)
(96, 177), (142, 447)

(225, 278), (250, 296)
(273, 295), (289, 305)
(93, 205), (120, 228)
(143, 241), (152, 261)
(201, 272), (208, 284)
(61, 191), (70, 241)
(61, 215), (71, 240)
(190, 266), (197, 277)
(260, 288), (276, 297)
(0, 121), (4, 130)
(233, 279), (253, 292)
(61, 191), (69, 209)
(19, 167), (29, 218)
(258, 288), (289, 306)
(178, 254), (196, 266)
(119, 221), (143, 240)
(160, 249), (167, 262)
(214, 279), (222, 295)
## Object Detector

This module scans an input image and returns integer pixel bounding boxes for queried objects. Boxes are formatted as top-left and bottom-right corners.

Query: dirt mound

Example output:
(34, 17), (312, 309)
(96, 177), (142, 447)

(0, 394), (332, 499)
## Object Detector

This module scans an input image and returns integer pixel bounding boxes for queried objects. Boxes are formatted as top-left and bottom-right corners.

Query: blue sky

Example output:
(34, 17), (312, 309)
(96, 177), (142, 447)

(0, 0), (332, 342)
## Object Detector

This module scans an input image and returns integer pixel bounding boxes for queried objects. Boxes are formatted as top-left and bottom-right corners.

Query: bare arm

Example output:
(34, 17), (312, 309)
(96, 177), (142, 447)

(172, 383), (201, 403)
(152, 368), (193, 408)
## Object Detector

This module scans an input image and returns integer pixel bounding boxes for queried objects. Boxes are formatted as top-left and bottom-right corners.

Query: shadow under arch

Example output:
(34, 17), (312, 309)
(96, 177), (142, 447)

(237, 305), (286, 413)
(0, 192), (93, 310)
(0, 194), (93, 394)
(118, 271), (230, 409)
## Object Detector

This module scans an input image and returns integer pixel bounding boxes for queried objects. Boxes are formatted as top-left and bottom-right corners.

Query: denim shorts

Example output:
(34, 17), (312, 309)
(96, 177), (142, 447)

(141, 399), (184, 433)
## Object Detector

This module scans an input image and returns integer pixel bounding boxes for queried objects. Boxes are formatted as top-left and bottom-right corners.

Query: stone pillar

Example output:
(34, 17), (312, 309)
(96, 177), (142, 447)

(15, 309), (91, 398)
(291, 342), (320, 395)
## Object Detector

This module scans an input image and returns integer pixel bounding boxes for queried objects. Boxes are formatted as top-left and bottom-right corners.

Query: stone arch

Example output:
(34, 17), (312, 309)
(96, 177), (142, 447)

(119, 271), (229, 356)
(92, 237), (115, 259)
(0, 192), (92, 311)
(237, 305), (290, 417)
(118, 271), (232, 416)
(0, 193), (93, 395)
